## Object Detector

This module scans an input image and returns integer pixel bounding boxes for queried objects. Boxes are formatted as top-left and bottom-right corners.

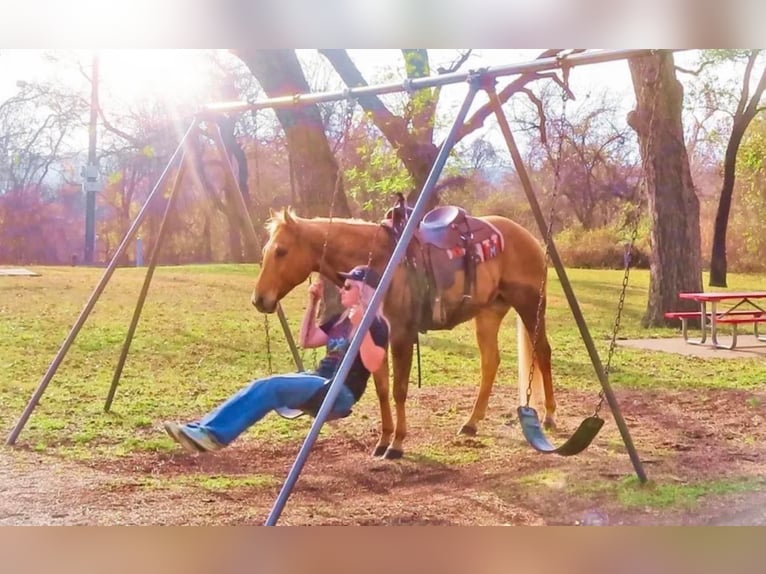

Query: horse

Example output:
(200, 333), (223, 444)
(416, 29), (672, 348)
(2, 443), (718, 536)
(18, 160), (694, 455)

(251, 207), (557, 459)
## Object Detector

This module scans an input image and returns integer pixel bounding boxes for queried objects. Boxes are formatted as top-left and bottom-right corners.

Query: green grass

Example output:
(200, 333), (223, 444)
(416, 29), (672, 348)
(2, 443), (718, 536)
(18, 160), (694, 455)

(409, 437), (493, 466)
(512, 470), (763, 511)
(185, 474), (279, 490)
(106, 473), (279, 492)
(615, 476), (763, 509)
(2, 264), (765, 458)
(3, 263), (766, 520)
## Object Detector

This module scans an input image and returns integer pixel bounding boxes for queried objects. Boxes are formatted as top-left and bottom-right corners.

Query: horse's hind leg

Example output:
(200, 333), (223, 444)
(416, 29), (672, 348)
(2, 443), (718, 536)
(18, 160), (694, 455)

(372, 358), (394, 457)
(534, 318), (557, 429)
(518, 301), (557, 430)
(460, 306), (508, 436)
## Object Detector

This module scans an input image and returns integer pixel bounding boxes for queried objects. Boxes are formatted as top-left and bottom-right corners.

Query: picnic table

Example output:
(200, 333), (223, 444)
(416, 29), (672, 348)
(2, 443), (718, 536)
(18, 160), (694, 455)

(665, 291), (766, 350)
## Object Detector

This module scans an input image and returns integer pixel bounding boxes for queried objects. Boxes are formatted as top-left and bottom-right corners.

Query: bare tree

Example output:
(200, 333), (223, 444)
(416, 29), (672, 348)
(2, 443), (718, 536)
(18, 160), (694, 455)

(519, 85), (639, 229)
(0, 81), (86, 194)
(319, 49), (576, 211)
(689, 50), (766, 286)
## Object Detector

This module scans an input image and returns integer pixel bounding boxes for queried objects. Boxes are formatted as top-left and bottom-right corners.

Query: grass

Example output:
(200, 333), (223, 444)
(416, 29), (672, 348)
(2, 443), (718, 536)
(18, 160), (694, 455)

(2, 264), (766, 516)
(512, 470), (764, 511)
(409, 437), (493, 466)
(106, 473), (280, 492)
(3, 264), (765, 452)
(615, 476), (763, 509)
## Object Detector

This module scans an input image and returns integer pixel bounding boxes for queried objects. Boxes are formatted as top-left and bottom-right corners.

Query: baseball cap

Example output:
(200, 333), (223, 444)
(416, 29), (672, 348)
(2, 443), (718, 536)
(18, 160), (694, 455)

(337, 265), (382, 289)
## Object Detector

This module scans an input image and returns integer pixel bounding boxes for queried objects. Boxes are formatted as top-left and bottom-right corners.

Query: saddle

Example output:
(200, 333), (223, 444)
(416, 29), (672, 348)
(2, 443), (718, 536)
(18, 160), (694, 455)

(383, 195), (505, 331)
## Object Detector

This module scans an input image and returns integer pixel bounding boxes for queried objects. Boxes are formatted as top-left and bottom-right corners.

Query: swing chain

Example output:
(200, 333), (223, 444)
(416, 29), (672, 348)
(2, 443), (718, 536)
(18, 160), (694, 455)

(525, 86), (569, 406)
(595, 206), (640, 415)
(594, 54), (663, 416)
(311, 94), (357, 366)
(319, 95), (356, 265)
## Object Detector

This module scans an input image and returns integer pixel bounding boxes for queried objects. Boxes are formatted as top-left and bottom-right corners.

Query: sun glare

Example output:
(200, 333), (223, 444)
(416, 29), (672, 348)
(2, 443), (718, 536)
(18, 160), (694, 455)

(97, 50), (216, 110)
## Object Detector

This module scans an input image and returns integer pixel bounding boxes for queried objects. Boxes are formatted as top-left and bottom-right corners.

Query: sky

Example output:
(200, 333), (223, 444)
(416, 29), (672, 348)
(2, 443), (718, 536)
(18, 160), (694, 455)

(0, 49), (653, 108)
(0, 49), (703, 163)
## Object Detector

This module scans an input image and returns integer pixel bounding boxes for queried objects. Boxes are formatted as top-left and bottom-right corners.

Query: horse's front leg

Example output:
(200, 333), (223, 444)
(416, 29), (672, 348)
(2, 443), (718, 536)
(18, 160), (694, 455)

(460, 307), (507, 436)
(384, 338), (414, 460)
(371, 357), (394, 457)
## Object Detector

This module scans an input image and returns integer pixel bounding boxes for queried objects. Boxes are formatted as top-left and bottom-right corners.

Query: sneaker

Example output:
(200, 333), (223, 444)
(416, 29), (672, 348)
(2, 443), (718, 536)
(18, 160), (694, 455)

(163, 421), (203, 453)
(182, 425), (223, 452)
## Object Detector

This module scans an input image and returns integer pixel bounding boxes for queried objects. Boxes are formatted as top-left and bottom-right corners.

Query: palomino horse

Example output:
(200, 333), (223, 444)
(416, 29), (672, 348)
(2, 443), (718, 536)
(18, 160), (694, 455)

(252, 208), (556, 459)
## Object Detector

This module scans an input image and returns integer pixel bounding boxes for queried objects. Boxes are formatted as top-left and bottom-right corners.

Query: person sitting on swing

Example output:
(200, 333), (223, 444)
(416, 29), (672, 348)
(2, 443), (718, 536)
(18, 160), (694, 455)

(163, 265), (390, 453)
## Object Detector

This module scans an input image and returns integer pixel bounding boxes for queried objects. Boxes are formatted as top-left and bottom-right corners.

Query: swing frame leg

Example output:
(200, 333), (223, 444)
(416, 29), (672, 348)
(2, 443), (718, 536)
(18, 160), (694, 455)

(487, 82), (647, 482)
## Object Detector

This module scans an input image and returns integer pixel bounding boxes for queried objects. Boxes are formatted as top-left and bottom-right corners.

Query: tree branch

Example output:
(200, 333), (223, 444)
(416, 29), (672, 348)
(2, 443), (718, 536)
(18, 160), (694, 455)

(455, 69), (572, 142)
(519, 87), (547, 144)
(97, 104), (144, 149)
(675, 61), (715, 76)
(742, 59), (766, 120)
(735, 50), (758, 118)
(318, 49), (412, 149)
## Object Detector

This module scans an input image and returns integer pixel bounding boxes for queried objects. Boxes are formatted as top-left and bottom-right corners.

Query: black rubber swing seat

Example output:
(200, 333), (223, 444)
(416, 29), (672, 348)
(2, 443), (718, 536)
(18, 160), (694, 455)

(275, 406), (306, 419)
(517, 406), (604, 457)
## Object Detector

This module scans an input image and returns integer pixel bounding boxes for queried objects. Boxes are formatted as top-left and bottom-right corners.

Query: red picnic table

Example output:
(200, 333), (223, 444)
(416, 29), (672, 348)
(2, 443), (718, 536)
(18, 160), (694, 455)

(667, 291), (766, 350)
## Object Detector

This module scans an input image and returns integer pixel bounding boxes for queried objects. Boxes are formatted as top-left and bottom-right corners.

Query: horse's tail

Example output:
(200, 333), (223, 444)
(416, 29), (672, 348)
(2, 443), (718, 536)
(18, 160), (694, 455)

(517, 314), (545, 411)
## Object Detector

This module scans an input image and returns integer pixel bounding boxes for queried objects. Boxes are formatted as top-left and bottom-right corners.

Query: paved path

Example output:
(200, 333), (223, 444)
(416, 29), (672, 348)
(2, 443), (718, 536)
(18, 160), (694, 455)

(618, 334), (766, 360)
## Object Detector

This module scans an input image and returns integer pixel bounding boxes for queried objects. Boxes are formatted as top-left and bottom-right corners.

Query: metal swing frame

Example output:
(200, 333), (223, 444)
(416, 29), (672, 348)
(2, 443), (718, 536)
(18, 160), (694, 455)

(5, 50), (658, 527)
(5, 117), (305, 444)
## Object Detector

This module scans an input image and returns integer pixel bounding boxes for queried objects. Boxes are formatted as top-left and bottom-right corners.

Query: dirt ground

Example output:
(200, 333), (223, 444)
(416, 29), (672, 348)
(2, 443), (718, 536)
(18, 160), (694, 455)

(3, 384), (766, 526)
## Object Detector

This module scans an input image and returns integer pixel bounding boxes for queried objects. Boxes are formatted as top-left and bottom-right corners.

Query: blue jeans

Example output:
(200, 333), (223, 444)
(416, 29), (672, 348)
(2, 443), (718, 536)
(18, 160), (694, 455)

(185, 373), (356, 446)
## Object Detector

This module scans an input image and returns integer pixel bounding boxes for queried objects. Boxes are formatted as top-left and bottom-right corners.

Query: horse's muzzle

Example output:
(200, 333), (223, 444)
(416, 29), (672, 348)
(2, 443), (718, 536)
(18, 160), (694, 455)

(251, 292), (276, 313)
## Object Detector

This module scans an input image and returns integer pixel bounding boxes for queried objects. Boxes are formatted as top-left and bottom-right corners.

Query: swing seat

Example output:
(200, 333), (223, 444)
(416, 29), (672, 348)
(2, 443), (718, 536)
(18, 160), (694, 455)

(274, 405), (353, 421)
(517, 406), (604, 457)
(275, 406), (305, 419)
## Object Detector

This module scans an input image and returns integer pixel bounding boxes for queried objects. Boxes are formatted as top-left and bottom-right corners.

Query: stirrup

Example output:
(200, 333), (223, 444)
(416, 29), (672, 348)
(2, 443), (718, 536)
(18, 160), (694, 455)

(517, 406), (604, 457)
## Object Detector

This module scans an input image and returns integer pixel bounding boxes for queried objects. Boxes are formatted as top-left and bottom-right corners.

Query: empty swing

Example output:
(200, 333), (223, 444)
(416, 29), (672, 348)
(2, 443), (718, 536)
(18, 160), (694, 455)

(509, 85), (642, 457)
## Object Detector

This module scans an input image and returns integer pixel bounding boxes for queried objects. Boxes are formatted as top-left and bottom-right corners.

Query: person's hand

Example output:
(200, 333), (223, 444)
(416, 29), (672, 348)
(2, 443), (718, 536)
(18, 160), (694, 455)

(308, 278), (323, 302)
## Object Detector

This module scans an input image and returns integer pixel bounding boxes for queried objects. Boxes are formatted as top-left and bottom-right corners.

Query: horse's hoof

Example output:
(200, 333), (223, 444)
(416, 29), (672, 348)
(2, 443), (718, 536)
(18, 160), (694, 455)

(383, 448), (403, 460)
(458, 424), (477, 436)
(543, 418), (558, 431)
(372, 445), (388, 457)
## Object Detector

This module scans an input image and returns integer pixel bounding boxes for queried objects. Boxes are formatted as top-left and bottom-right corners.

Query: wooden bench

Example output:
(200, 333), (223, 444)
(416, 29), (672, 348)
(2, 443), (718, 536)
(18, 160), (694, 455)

(715, 313), (766, 324)
(665, 310), (766, 349)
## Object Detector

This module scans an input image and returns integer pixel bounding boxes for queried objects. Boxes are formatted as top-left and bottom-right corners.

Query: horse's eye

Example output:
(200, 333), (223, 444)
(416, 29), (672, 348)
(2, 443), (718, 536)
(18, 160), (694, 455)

(274, 246), (287, 258)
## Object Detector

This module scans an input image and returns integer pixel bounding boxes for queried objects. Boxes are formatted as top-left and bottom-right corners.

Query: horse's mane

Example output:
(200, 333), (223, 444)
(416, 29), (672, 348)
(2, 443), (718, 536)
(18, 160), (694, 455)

(265, 207), (373, 236)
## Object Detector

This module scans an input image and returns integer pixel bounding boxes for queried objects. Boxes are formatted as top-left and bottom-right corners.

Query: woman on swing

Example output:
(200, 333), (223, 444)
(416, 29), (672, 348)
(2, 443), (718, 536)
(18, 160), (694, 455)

(163, 265), (390, 453)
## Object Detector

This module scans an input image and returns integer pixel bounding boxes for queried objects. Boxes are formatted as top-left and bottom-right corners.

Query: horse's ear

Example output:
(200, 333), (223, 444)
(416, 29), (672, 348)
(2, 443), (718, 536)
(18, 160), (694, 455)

(268, 207), (276, 218)
(283, 207), (295, 225)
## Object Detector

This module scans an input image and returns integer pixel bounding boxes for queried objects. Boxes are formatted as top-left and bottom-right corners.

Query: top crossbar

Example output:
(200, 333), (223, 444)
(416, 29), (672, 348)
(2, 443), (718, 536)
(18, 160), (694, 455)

(200, 49), (660, 115)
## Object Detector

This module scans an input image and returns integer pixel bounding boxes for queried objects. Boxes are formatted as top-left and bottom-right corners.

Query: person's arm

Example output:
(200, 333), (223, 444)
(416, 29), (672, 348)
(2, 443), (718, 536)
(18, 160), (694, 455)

(299, 281), (329, 349)
(349, 308), (387, 373)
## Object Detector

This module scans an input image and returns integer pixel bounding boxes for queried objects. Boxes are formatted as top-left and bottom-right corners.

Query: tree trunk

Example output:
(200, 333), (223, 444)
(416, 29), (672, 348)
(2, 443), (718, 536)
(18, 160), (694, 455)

(234, 50), (351, 218)
(217, 114), (259, 262)
(628, 52), (703, 326)
(202, 215), (212, 262)
(226, 202), (243, 263)
(708, 53), (766, 286)
(709, 128), (747, 286)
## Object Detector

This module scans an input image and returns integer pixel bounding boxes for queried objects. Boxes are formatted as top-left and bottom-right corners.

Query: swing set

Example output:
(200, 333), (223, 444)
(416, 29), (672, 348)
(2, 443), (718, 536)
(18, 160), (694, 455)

(6, 49), (659, 526)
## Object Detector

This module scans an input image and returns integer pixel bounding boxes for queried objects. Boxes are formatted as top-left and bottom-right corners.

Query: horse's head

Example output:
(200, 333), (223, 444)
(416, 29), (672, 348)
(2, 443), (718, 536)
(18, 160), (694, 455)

(252, 208), (316, 313)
